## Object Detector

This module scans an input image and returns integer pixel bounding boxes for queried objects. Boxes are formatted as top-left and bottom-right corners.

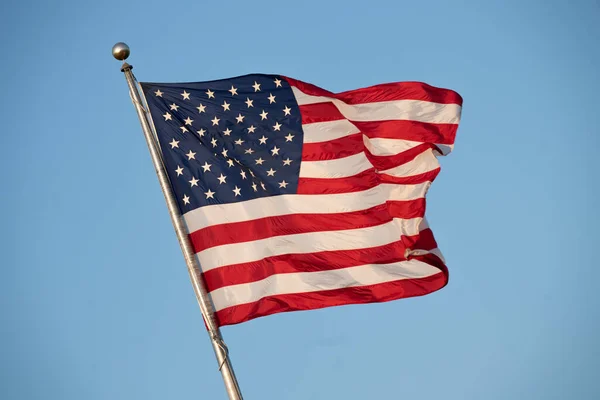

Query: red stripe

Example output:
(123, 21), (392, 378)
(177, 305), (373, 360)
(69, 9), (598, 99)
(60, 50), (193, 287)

(301, 133), (363, 161)
(387, 199), (427, 221)
(354, 120), (458, 145)
(215, 253), (448, 326)
(300, 122), (455, 163)
(189, 200), (427, 253)
(285, 76), (463, 105)
(367, 143), (438, 171)
(299, 103), (344, 124)
(380, 168), (441, 185)
(297, 168), (380, 194)
(300, 108), (457, 147)
(411, 228), (439, 251)
(401, 228), (438, 252)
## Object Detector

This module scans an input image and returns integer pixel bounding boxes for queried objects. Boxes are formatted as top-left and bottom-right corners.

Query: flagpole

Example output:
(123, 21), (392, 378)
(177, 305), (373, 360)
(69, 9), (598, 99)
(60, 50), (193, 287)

(112, 42), (243, 400)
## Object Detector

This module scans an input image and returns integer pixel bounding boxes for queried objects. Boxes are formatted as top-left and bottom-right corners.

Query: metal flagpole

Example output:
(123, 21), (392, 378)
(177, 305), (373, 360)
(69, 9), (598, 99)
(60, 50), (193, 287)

(112, 42), (243, 400)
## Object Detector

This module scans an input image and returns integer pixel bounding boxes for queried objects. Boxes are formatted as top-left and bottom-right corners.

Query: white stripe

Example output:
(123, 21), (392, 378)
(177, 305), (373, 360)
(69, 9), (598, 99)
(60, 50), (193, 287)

(380, 150), (440, 178)
(292, 89), (333, 106)
(367, 138), (453, 157)
(210, 259), (441, 311)
(299, 152), (372, 178)
(183, 182), (431, 232)
(292, 87), (461, 124)
(197, 218), (423, 272)
(364, 136), (422, 156)
(303, 119), (360, 143)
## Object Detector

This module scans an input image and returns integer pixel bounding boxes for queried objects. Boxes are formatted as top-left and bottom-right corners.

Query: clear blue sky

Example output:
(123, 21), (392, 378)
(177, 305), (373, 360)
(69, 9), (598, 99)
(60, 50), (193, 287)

(1, 1), (598, 399)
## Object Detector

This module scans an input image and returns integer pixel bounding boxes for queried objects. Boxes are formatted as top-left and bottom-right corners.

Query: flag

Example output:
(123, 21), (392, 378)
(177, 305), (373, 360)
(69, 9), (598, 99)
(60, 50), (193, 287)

(139, 74), (462, 326)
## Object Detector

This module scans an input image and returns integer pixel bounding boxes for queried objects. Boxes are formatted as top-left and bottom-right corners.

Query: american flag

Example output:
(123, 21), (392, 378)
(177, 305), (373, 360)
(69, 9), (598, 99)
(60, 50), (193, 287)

(140, 74), (462, 326)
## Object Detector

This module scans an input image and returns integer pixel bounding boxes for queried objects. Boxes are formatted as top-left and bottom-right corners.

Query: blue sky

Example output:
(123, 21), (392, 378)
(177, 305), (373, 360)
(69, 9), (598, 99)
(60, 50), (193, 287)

(1, 1), (598, 399)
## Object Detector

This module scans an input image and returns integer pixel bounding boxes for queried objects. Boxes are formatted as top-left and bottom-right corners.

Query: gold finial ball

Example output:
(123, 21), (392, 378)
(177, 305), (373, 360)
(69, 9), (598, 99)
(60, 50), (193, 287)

(112, 42), (130, 60)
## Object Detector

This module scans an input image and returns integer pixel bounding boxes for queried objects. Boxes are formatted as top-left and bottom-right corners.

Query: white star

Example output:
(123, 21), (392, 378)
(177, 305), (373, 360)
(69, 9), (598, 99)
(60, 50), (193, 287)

(245, 148), (255, 154)
(252, 81), (261, 92)
(201, 161), (212, 172)
(274, 78), (282, 87)
(279, 180), (288, 188)
(196, 103), (206, 113)
(204, 189), (215, 199)
(229, 86), (238, 96)
(234, 138), (244, 146)
(182, 194), (190, 204)
(169, 138), (179, 148)
(271, 146), (280, 156)
(283, 106), (291, 116)
(211, 116), (220, 126)
(211, 138), (218, 147)
(268, 93), (276, 104)
(169, 103), (179, 111)
(261, 182), (266, 190)
(223, 128), (232, 136)
(222, 148), (228, 157)
(240, 170), (247, 179)
(260, 110), (268, 120)
(252, 182), (258, 192)
(236, 114), (245, 123)
(266, 168), (276, 176)
(217, 174), (227, 184)
(245, 98), (254, 108)
(189, 177), (199, 187)
(226, 159), (234, 167)
(206, 89), (215, 99)
(255, 157), (265, 165)
(163, 112), (172, 121)
(273, 122), (282, 131)
(221, 101), (231, 111)
(285, 133), (294, 142)
(154, 89), (163, 97)
(258, 136), (268, 144)
(184, 117), (193, 126)
(181, 91), (190, 100)
(247, 125), (256, 133)
(197, 128), (206, 137)
(186, 150), (196, 160)
(175, 166), (184, 176)
(283, 158), (292, 166)
(180, 126), (188, 133)
(233, 186), (241, 196)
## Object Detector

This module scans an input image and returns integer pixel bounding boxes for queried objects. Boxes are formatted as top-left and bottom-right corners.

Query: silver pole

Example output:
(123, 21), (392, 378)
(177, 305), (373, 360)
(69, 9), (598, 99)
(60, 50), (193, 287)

(112, 42), (243, 400)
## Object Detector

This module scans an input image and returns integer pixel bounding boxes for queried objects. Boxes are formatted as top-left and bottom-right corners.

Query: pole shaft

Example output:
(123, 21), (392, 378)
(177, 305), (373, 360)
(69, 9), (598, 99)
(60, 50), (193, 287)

(120, 63), (243, 400)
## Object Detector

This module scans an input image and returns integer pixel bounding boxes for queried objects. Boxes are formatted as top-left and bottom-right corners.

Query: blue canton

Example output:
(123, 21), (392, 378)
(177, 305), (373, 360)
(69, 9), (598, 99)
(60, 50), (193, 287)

(140, 74), (303, 214)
